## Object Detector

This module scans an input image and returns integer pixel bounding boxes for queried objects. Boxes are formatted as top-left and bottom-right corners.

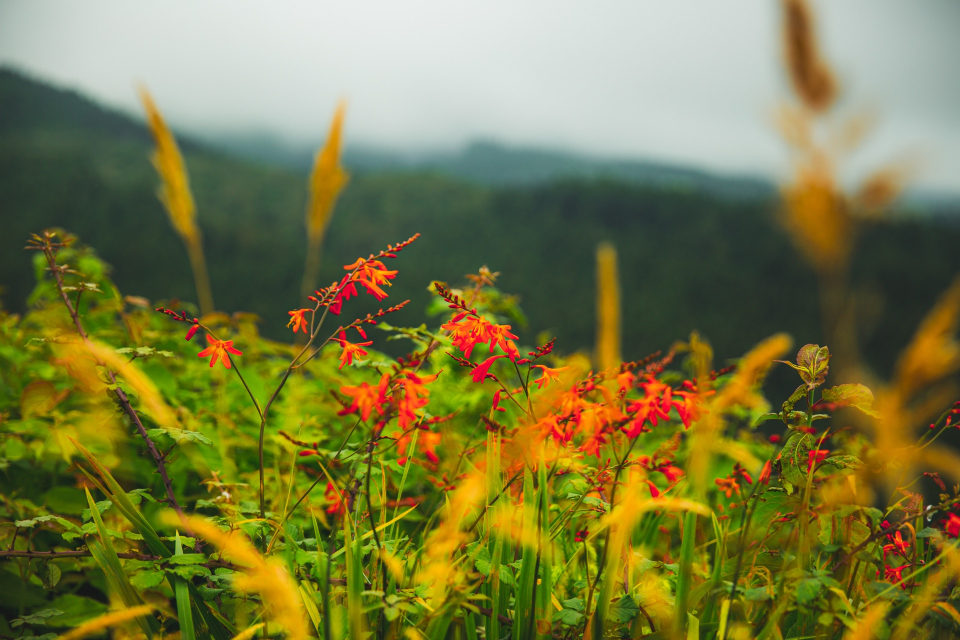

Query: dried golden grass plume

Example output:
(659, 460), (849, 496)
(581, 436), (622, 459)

(139, 86), (198, 245)
(842, 603), (889, 640)
(781, 155), (851, 273)
(893, 277), (960, 400)
(183, 517), (308, 640)
(139, 86), (214, 314)
(595, 242), (621, 371)
(57, 605), (156, 640)
(307, 100), (349, 245)
(782, 0), (837, 112)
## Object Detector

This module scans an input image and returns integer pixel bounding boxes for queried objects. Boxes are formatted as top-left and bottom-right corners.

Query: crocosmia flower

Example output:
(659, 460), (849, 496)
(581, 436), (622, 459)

(336, 331), (373, 369)
(287, 308), (311, 334)
(197, 335), (242, 369)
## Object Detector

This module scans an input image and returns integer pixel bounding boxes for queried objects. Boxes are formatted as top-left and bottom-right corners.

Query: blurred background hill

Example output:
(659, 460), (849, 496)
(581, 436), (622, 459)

(2, 66), (960, 377)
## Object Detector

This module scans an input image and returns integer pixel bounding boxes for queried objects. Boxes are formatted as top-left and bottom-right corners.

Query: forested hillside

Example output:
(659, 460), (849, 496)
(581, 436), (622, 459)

(2, 67), (958, 375)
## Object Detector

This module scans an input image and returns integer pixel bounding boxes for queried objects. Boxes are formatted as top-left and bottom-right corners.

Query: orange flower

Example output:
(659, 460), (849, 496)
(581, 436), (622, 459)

(197, 335), (242, 369)
(343, 257), (397, 301)
(395, 372), (438, 430)
(336, 331), (373, 369)
(339, 374), (390, 421)
(758, 459), (773, 485)
(397, 428), (442, 465)
(715, 477), (740, 498)
(287, 308), (311, 334)
(532, 365), (567, 389)
(442, 312), (519, 360)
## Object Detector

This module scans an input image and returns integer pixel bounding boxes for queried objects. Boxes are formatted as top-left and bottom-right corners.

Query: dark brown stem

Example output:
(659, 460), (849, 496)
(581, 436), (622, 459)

(35, 235), (191, 542)
(0, 548), (240, 571)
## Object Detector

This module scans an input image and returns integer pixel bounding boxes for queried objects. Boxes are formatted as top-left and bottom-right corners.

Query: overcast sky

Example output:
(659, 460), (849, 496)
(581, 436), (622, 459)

(2, 0), (958, 192)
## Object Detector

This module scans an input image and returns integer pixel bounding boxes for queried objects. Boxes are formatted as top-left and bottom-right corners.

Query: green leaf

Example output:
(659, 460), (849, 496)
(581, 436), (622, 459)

(130, 570), (166, 591)
(473, 545), (492, 576)
(146, 428), (214, 447)
(81, 499), (113, 522)
(552, 608), (584, 626)
(11, 609), (64, 627)
(561, 598), (584, 613)
(822, 455), (862, 470)
(821, 383), (879, 417)
(753, 412), (782, 427)
(608, 595), (640, 624)
(37, 561), (61, 590)
(743, 587), (772, 602)
(116, 346), (175, 359)
(794, 577), (823, 605)
(166, 554), (208, 566)
(778, 345), (830, 389)
(779, 433), (813, 487)
(781, 385), (808, 415)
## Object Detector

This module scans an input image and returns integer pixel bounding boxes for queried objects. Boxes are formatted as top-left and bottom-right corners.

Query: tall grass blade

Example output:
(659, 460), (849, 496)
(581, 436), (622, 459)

(84, 488), (158, 638)
(175, 531), (197, 640)
(512, 466), (537, 640)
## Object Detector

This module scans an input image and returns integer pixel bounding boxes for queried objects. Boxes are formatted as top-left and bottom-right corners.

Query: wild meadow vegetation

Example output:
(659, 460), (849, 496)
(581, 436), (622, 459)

(4, 1), (960, 639)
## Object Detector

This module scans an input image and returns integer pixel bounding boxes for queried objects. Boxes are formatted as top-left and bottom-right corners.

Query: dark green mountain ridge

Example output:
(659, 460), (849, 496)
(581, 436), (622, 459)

(2, 65), (960, 380)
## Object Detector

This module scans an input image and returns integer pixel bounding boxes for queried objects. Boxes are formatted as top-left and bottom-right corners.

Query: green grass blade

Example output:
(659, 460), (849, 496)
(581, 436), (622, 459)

(673, 511), (698, 637)
(343, 509), (365, 640)
(174, 532), (197, 640)
(534, 452), (552, 640)
(85, 488), (158, 638)
(312, 513), (332, 640)
(512, 465), (537, 640)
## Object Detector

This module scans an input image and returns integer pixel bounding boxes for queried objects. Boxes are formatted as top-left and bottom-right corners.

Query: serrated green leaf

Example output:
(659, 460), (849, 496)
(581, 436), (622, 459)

(821, 383), (879, 417)
(145, 428), (214, 446)
(130, 570), (166, 591)
(795, 577), (823, 605)
(552, 608), (584, 626)
(608, 595), (640, 623)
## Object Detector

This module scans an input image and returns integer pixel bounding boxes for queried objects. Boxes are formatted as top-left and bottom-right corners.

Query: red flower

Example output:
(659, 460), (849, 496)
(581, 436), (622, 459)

(883, 563), (909, 585)
(335, 331), (373, 369)
(184, 324), (199, 341)
(732, 462), (753, 485)
(472, 355), (506, 383)
(807, 448), (828, 472)
(946, 513), (960, 538)
(324, 482), (346, 516)
(658, 465), (684, 484)
(883, 531), (910, 559)
(491, 390), (506, 412)
(287, 308), (311, 334)
(574, 529), (589, 543)
(197, 335), (242, 369)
